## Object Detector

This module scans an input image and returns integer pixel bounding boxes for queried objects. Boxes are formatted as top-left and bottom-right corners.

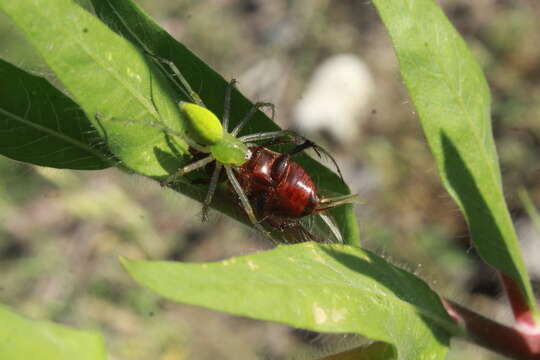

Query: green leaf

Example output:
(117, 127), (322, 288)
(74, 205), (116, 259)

(0, 0), (359, 246)
(89, 0), (359, 245)
(321, 342), (396, 360)
(0, 0), (186, 177)
(0, 58), (112, 169)
(122, 243), (455, 360)
(0, 304), (106, 360)
(518, 188), (540, 236)
(371, 0), (538, 315)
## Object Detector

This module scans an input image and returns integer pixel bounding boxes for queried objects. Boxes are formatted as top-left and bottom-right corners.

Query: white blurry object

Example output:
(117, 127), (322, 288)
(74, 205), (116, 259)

(516, 219), (540, 278)
(292, 54), (374, 144)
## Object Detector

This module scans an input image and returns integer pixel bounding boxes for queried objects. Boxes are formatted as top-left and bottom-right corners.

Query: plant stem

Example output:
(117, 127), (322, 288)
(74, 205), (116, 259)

(499, 272), (539, 331)
(441, 297), (540, 359)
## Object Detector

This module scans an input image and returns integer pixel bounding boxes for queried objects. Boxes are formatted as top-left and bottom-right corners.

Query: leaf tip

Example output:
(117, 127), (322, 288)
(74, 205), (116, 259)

(119, 256), (134, 271)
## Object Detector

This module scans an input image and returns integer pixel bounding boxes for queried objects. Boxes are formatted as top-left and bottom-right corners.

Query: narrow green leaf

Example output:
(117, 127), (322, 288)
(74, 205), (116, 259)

(89, 0), (359, 245)
(0, 304), (106, 360)
(0, 58), (112, 169)
(518, 188), (540, 236)
(0, 0), (359, 245)
(371, 0), (538, 315)
(122, 243), (455, 359)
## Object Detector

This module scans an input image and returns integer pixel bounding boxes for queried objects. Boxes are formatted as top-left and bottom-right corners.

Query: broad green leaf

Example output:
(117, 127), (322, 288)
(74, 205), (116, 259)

(0, 304), (106, 360)
(371, 0), (538, 315)
(122, 243), (456, 360)
(0, 58), (112, 169)
(0, 0), (359, 246)
(89, 0), (359, 245)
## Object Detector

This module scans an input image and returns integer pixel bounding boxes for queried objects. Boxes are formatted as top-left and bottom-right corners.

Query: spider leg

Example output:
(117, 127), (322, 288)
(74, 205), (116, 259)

(222, 79), (237, 130)
(240, 130), (344, 180)
(96, 113), (184, 138)
(224, 166), (275, 243)
(161, 155), (215, 187)
(95, 113), (208, 154)
(231, 102), (275, 136)
(143, 50), (205, 107)
(257, 138), (318, 157)
(202, 162), (223, 222)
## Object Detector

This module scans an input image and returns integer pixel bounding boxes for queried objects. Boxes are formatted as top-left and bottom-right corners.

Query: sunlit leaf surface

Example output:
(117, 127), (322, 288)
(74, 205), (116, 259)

(372, 0), (538, 315)
(0, 305), (106, 360)
(123, 243), (455, 360)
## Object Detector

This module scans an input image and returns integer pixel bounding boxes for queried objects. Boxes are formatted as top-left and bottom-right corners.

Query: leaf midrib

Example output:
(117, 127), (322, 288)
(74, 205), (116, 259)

(137, 262), (459, 336)
(0, 107), (111, 164)
(415, 13), (512, 236)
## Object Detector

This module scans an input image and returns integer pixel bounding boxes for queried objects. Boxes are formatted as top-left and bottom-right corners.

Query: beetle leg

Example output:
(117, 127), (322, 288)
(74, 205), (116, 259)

(161, 155), (215, 187)
(316, 212), (343, 243)
(266, 216), (321, 244)
(316, 193), (359, 211)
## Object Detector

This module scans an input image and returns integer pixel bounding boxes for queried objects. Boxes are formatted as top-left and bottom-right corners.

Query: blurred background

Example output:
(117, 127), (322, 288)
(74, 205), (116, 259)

(1, 0), (540, 359)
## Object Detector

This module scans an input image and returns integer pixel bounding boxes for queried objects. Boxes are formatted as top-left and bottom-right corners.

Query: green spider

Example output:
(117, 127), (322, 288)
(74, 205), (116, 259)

(107, 55), (357, 243)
